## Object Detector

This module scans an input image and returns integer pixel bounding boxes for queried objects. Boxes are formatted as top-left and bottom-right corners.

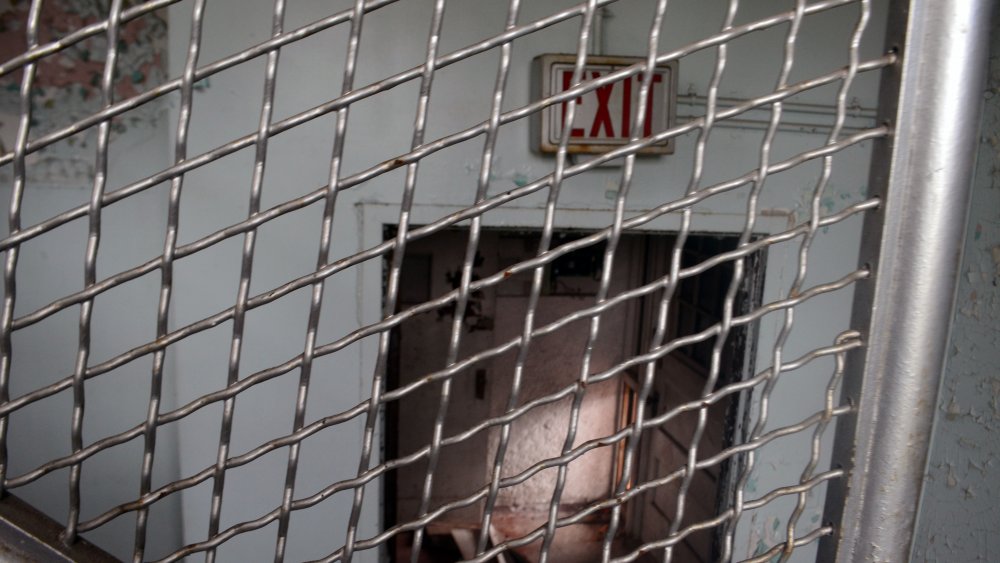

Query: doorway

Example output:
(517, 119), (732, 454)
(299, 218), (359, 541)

(384, 227), (762, 562)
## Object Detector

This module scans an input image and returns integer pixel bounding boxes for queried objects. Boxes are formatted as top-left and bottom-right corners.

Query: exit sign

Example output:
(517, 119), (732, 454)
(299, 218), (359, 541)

(531, 54), (677, 155)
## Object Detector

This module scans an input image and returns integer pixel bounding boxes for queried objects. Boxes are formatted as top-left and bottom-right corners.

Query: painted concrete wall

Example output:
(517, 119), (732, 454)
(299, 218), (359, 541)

(0, 0), (890, 561)
(911, 10), (1000, 563)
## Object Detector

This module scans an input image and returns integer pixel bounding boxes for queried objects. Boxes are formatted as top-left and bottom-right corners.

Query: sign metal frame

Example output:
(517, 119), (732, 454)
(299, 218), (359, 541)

(531, 54), (678, 155)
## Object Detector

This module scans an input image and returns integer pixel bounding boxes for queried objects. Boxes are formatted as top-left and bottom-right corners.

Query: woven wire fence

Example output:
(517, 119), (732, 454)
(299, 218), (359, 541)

(0, 0), (891, 561)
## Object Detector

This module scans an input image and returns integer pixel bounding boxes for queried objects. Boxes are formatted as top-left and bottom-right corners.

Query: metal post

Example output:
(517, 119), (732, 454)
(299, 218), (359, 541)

(820, 0), (994, 561)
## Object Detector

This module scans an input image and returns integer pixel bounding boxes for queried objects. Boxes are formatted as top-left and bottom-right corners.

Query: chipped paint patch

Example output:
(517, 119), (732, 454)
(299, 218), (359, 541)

(789, 181), (869, 225)
(747, 514), (784, 563)
(464, 156), (532, 192)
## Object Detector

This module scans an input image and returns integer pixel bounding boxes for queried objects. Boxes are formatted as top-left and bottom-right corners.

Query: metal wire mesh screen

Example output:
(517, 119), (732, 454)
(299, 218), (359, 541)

(0, 0), (891, 561)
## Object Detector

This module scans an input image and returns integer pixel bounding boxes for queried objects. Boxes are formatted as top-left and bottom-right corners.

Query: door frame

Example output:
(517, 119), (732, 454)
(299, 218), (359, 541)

(356, 200), (794, 543)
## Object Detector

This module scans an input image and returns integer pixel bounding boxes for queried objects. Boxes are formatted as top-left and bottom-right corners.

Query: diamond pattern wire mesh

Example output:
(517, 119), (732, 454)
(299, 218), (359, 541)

(0, 0), (891, 561)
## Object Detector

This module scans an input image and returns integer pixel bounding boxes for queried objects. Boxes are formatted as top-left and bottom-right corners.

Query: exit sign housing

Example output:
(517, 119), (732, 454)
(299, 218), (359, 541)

(531, 54), (678, 155)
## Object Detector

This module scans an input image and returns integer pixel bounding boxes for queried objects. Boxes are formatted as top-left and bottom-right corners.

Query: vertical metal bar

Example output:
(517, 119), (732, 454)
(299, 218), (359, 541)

(475, 3), (600, 556)
(782, 329), (860, 562)
(538, 0), (667, 560)
(137, 0), (221, 559)
(65, 0), (125, 544)
(341, 3), (448, 561)
(728, 0), (870, 558)
(683, 0), (808, 559)
(821, 0), (994, 561)
(0, 0), (42, 498)
(273, 0), (365, 559)
(602, 1), (738, 559)
(408, 1), (520, 560)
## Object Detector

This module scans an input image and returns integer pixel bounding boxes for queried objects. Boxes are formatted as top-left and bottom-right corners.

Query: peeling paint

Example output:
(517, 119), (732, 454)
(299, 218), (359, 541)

(464, 155), (532, 192)
(748, 514), (784, 563)
(789, 180), (868, 225)
(0, 0), (168, 186)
